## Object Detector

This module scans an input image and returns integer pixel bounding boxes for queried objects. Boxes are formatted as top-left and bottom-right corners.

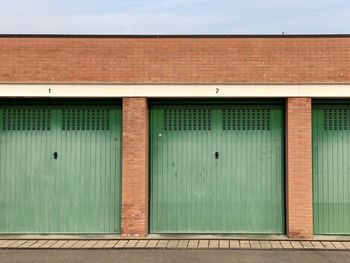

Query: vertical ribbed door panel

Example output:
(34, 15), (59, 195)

(150, 104), (284, 234)
(313, 105), (350, 234)
(0, 105), (121, 234)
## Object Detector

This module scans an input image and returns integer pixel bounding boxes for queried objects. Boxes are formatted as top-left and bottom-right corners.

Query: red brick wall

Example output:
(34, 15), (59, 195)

(121, 98), (148, 237)
(0, 37), (349, 83)
(286, 98), (313, 239)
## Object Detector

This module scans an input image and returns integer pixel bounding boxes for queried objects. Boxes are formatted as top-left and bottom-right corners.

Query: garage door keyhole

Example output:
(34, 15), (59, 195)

(53, 152), (58, 159)
(215, 151), (219, 159)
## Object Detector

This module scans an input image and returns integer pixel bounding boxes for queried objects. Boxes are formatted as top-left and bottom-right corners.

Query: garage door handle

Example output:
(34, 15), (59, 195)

(53, 152), (58, 159)
(215, 151), (219, 159)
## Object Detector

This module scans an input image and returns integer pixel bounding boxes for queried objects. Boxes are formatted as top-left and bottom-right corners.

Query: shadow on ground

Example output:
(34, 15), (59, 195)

(1, 249), (350, 263)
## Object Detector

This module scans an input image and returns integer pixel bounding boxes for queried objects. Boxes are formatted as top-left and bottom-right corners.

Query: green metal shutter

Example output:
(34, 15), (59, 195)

(0, 105), (121, 234)
(150, 104), (284, 234)
(313, 105), (350, 234)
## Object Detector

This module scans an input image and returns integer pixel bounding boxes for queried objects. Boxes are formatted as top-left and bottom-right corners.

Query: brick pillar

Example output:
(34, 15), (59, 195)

(121, 98), (148, 237)
(286, 98), (313, 239)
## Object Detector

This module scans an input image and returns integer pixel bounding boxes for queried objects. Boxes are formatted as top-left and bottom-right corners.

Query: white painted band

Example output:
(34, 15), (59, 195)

(0, 84), (349, 98)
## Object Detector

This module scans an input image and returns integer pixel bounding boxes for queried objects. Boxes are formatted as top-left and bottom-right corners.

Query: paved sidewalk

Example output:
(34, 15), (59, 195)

(0, 239), (350, 250)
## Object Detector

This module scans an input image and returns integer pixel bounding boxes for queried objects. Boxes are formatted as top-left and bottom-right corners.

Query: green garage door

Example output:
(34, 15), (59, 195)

(150, 104), (284, 234)
(0, 103), (121, 234)
(313, 105), (350, 234)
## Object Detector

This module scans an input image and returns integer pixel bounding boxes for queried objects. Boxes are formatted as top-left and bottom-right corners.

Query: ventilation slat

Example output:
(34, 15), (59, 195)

(163, 109), (212, 131)
(323, 109), (350, 131)
(222, 109), (271, 131)
(62, 109), (110, 131)
(2, 109), (51, 131)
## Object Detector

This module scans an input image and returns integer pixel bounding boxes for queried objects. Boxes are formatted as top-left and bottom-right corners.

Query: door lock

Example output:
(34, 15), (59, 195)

(53, 152), (58, 159)
(215, 151), (219, 159)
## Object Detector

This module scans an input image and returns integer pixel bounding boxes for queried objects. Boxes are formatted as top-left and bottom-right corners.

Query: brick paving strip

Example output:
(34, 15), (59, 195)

(219, 240), (229, 248)
(229, 240), (239, 248)
(290, 241), (303, 249)
(280, 241), (293, 249)
(322, 241), (336, 250)
(188, 240), (198, 248)
(134, 240), (148, 248)
(260, 241), (272, 249)
(177, 240), (189, 248)
(61, 240), (79, 249)
(0, 239), (350, 250)
(198, 240), (209, 248)
(166, 240), (179, 248)
(124, 240), (138, 248)
(342, 242), (350, 249)
(301, 241), (314, 249)
(311, 241), (324, 249)
(332, 242), (346, 249)
(8, 240), (27, 248)
(156, 240), (168, 248)
(29, 240), (48, 248)
(209, 240), (219, 249)
(270, 241), (282, 249)
(19, 240), (38, 248)
(113, 240), (127, 248)
(103, 240), (118, 248)
(146, 240), (159, 248)
(82, 240), (98, 248)
(239, 240), (250, 248)
(50, 240), (69, 249)
(40, 240), (59, 249)
(249, 241), (261, 249)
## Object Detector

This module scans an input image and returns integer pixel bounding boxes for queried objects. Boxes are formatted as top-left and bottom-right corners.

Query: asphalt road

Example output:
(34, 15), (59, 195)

(0, 250), (350, 263)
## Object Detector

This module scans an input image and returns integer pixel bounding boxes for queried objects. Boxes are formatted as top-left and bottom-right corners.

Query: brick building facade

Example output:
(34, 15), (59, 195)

(0, 35), (349, 239)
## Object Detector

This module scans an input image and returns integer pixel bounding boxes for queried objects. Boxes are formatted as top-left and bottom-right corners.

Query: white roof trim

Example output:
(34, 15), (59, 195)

(0, 84), (349, 98)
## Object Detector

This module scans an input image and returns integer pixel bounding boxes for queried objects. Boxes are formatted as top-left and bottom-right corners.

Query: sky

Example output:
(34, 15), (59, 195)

(0, 0), (349, 34)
